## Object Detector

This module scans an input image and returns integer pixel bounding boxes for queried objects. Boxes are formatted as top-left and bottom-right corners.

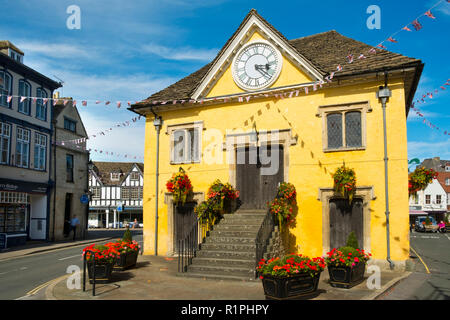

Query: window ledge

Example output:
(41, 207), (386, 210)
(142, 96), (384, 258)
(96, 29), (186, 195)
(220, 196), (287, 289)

(324, 146), (366, 153)
(170, 161), (201, 165)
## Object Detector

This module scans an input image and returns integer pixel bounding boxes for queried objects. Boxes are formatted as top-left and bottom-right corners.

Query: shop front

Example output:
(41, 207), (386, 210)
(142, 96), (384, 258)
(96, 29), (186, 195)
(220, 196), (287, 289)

(0, 178), (50, 247)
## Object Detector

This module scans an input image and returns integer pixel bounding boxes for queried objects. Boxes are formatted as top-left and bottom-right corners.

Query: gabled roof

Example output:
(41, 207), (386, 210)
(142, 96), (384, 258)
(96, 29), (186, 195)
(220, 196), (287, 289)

(92, 162), (144, 186)
(130, 9), (422, 114)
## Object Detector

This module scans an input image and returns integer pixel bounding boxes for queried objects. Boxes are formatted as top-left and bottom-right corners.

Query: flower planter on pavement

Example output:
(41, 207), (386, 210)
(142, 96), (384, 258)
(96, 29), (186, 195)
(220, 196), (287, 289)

(327, 262), (366, 289)
(261, 272), (321, 300)
(87, 263), (113, 284)
(114, 251), (139, 271)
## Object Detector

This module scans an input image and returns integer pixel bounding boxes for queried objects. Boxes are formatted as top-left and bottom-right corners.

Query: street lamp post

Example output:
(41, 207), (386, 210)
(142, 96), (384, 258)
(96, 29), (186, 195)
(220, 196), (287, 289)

(376, 72), (394, 270)
(153, 115), (163, 256)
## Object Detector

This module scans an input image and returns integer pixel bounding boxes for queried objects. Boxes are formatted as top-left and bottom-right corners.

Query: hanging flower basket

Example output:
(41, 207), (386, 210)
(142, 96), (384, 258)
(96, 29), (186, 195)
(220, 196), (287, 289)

(268, 183), (297, 232)
(332, 165), (356, 203)
(166, 167), (193, 205)
(207, 179), (239, 215)
(408, 166), (437, 197)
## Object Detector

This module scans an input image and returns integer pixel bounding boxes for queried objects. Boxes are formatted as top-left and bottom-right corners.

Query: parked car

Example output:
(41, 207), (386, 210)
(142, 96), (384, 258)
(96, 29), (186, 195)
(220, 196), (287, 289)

(415, 216), (438, 232)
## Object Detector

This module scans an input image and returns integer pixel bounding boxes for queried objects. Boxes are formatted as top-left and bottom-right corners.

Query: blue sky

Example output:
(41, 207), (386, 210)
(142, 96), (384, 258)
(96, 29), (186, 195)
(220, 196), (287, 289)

(1, 0), (449, 163)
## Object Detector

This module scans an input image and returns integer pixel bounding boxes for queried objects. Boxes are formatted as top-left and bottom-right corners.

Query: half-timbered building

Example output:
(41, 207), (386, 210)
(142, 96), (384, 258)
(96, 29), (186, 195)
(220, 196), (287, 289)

(88, 162), (144, 228)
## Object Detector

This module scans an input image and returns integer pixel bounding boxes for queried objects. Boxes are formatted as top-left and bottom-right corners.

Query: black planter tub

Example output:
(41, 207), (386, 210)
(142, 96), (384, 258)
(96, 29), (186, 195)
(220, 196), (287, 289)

(260, 272), (321, 300)
(87, 263), (113, 284)
(327, 262), (366, 289)
(114, 251), (139, 271)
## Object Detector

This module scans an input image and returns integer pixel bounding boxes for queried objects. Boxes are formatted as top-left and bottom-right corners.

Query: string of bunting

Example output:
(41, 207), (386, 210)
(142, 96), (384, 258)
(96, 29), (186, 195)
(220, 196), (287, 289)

(57, 114), (144, 145)
(410, 78), (450, 136)
(54, 140), (144, 160)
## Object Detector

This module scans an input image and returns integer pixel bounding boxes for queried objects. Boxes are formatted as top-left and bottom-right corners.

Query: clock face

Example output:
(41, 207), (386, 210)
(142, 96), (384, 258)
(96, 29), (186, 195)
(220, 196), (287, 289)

(232, 41), (282, 91)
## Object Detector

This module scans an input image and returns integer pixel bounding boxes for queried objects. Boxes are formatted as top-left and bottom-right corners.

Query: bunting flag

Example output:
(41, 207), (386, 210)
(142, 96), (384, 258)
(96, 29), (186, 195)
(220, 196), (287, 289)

(425, 10), (436, 19)
(347, 54), (354, 63)
(387, 37), (398, 43)
(412, 19), (423, 31)
(402, 26), (412, 31)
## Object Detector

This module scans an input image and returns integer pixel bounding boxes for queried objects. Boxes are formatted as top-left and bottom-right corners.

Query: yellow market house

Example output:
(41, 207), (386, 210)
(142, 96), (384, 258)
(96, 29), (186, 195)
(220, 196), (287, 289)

(130, 9), (423, 278)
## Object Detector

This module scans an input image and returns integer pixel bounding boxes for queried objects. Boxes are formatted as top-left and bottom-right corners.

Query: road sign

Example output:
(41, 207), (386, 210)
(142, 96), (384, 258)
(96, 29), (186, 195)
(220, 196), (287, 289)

(117, 201), (123, 212)
(80, 194), (89, 204)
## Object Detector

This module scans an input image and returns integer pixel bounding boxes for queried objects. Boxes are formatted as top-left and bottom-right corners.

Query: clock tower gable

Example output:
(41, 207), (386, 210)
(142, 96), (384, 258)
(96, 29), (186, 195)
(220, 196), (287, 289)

(191, 10), (323, 100)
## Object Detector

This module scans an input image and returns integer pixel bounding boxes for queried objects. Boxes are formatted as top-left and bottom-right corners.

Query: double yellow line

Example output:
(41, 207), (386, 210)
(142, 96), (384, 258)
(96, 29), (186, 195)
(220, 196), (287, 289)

(410, 246), (431, 274)
(26, 274), (70, 296)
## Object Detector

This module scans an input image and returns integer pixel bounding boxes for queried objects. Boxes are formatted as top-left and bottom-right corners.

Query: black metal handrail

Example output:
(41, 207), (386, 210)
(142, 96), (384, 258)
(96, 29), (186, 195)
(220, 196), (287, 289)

(178, 217), (204, 273)
(83, 249), (97, 296)
(255, 210), (275, 277)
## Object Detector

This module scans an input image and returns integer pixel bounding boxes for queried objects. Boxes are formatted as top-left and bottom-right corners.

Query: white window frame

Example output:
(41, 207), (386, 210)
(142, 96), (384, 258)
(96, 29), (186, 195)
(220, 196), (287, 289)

(425, 194), (431, 205)
(36, 88), (48, 121)
(91, 187), (101, 199)
(446, 178), (450, 186)
(168, 122), (203, 164)
(16, 127), (30, 168)
(18, 80), (31, 115)
(0, 71), (12, 108)
(110, 173), (120, 181)
(33, 133), (47, 171)
(436, 195), (442, 205)
(0, 122), (11, 165)
(130, 171), (140, 181)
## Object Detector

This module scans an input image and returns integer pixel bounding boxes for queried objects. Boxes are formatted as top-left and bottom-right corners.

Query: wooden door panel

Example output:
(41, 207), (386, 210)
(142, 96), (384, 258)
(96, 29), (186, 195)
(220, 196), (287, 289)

(329, 199), (363, 249)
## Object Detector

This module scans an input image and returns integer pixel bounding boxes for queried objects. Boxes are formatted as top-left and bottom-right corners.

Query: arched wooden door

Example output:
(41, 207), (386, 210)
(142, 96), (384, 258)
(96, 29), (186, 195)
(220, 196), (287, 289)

(329, 198), (363, 249)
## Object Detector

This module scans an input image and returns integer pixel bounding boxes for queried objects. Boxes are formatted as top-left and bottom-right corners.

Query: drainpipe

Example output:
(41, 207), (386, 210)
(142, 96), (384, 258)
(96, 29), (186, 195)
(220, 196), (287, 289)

(150, 107), (163, 256)
(376, 72), (395, 270)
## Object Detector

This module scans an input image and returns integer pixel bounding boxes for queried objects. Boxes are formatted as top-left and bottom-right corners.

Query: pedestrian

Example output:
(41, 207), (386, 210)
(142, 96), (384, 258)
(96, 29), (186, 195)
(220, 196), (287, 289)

(69, 215), (80, 240)
(438, 221), (446, 233)
(132, 218), (138, 229)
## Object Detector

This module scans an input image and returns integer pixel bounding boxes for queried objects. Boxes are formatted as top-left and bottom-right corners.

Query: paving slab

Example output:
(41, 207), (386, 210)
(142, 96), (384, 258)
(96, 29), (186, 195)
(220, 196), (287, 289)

(48, 255), (409, 300)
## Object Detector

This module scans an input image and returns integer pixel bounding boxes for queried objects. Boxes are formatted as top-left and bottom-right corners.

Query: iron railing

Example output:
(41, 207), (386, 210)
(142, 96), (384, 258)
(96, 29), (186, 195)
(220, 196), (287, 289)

(178, 218), (202, 273)
(255, 210), (275, 277)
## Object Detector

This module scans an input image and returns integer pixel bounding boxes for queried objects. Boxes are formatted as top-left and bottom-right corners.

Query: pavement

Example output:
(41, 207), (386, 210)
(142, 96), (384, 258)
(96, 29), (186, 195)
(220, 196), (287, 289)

(0, 228), (422, 300)
(45, 254), (411, 300)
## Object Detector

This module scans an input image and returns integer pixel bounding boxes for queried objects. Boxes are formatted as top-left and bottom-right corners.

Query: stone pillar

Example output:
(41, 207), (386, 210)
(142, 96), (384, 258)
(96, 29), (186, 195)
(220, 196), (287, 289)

(106, 210), (109, 229)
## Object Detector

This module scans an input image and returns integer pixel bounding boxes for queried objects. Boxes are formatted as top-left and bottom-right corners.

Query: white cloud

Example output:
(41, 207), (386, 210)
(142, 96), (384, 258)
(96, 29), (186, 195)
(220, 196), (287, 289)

(142, 43), (218, 61)
(15, 41), (93, 60)
(408, 139), (450, 160)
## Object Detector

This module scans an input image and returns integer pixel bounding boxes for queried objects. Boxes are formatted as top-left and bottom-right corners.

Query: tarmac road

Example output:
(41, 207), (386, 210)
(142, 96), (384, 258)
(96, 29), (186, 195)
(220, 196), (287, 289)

(377, 231), (450, 300)
(0, 230), (143, 300)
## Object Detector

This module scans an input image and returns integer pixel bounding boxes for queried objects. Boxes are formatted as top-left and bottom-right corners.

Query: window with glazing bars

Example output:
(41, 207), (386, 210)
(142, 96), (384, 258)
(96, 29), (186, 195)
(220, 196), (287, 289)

(326, 111), (362, 149)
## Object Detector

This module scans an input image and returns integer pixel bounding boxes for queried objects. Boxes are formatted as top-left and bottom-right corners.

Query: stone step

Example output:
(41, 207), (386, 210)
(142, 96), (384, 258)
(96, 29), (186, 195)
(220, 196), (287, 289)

(197, 249), (256, 260)
(200, 242), (256, 252)
(234, 209), (267, 214)
(176, 272), (257, 282)
(225, 213), (267, 219)
(187, 264), (255, 278)
(214, 224), (260, 232)
(205, 236), (256, 244)
(192, 257), (254, 268)
(209, 229), (258, 237)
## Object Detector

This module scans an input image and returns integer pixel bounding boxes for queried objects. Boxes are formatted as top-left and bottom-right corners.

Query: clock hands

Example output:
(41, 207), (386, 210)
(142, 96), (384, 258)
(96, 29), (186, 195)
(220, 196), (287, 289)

(254, 64), (271, 78)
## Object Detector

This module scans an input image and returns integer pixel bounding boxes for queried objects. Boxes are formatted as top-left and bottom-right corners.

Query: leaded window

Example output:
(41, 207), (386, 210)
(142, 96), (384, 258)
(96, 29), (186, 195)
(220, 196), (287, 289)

(171, 128), (200, 163)
(326, 111), (362, 149)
